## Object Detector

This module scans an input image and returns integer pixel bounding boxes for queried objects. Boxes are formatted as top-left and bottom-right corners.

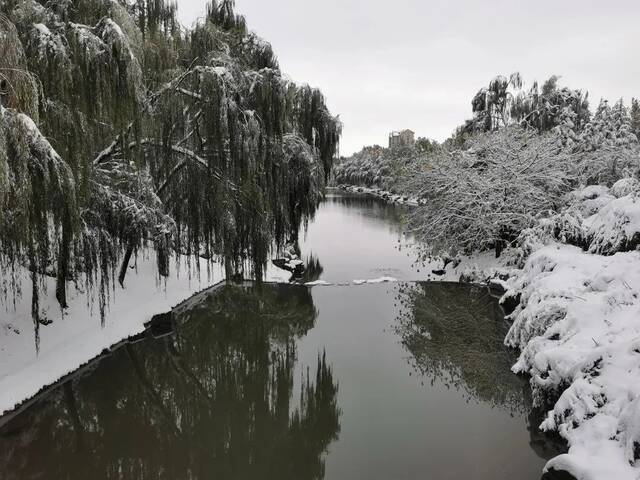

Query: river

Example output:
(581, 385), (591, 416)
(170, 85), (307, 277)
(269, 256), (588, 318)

(0, 191), (565, 479)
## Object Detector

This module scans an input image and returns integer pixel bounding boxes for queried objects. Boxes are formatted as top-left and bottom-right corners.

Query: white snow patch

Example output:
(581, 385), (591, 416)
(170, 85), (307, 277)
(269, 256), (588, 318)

(33, 23), (51, 36)
(366, 276), (398, 284)
(304, 280), (333, 286)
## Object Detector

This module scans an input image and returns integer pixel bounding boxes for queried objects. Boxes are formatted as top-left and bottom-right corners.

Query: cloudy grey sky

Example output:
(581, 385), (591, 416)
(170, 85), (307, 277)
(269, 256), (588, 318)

(176, 0), (640, 155)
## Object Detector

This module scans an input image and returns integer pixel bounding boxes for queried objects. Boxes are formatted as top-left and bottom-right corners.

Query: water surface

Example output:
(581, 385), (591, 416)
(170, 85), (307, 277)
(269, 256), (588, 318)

(299, 191), (420, 282)
(0, 192), (564, 479)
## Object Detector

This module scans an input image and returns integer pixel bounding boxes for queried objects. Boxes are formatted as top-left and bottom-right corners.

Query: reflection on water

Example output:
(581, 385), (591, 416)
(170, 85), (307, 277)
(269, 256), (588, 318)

(0, 193), (567, 480)
(298, 254), (325, 284)
(0, 284), (340, 480)
(322, 192), (406, 226)
(394, 282), (528, 414)
(394, 282), (567, 464)
(299, 192), (418, 282)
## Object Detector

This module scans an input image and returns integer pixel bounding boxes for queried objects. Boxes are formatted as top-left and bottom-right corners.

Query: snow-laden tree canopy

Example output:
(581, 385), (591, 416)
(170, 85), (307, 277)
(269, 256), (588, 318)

(0, 0), (341, 337)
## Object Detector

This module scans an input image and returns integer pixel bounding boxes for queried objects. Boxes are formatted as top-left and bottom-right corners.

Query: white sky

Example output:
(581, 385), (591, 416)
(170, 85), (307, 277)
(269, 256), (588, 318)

(176, 0), (640, 156)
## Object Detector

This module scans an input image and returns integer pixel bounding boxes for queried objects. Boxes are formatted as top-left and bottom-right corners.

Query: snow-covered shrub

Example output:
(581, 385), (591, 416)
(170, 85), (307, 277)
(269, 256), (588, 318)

(573, 145), (640, 187)
(503, 245), (640, 479)
(611, 177), (640, 198)
(513, 180), (640, 260)
(403, 127), (572, 256)
(585, 191), (640, 255)
(565, 184), (614, 217)
(514, 209), (587, 265)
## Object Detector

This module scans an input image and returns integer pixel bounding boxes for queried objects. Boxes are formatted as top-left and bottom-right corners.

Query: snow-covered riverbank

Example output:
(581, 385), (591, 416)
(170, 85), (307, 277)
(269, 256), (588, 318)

(0, 254), (291, 417)
(505, 244), (640, 480)
(0, 255), (219, 416)
(496, 181), (640, 480)
(334, 184), (422, 206)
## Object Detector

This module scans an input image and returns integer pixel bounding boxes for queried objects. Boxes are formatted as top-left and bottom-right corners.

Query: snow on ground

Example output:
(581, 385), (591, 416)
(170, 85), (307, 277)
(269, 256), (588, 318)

(0, 252), (289, 416)
(304, 280), (333, 286)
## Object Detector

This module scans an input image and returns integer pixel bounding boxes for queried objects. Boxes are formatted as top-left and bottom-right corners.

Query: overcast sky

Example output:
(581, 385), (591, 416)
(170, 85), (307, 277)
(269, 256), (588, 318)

(176, 0), (640, 156)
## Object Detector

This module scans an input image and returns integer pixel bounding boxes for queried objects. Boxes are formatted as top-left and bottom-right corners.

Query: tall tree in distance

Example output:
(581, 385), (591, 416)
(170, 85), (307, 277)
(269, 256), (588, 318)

(463, 73), (589, 141)
(580, 99), (638, 151)
(470, 73), (523, 131)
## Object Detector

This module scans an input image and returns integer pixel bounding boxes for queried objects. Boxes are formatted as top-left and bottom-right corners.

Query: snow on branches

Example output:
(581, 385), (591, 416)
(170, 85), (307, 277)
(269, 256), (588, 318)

(403, 127), (572, 257)
(0, 0), (342, 335)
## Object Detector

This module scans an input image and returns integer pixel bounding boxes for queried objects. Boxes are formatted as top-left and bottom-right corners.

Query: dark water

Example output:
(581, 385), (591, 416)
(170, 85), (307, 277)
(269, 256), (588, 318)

(0, 192), (564, 479)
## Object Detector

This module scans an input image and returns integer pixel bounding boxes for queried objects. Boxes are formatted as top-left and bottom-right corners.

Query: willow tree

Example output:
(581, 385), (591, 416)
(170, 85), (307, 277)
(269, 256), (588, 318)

(0, 13), (77, 347)
(466, 73), (590, 139)
(0, 0), (341, 343)
(470, 73), (522, 132)
(511, 75), (590, 136)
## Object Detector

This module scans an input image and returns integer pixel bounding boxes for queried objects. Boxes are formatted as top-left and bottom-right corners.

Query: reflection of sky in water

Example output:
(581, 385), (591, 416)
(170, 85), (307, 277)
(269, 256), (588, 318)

(299, 192), (421, 282)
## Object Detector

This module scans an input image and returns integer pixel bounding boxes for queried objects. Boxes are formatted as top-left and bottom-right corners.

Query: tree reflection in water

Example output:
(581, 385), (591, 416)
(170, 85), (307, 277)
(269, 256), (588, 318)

(0, 284), (340, 480)
(323, 192), (406, 226)
(394, 282), (567, 462)
(394, 282), (529, 414)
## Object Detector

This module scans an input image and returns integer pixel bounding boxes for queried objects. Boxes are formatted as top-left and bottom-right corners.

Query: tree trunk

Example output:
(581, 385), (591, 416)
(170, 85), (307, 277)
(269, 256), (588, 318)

(29, 249), (40, 352)
(157, 245), (170, 278)
(118, 242), (135, 287)
(56, 212), (72, 308)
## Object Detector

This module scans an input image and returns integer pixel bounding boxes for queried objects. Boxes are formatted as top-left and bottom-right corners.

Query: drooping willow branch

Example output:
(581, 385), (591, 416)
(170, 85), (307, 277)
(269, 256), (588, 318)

(0, 0), (341, 345)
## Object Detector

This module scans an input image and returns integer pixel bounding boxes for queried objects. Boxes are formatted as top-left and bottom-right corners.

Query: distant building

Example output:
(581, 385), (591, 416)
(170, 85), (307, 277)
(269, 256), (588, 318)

(389, 129), (415, 149)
